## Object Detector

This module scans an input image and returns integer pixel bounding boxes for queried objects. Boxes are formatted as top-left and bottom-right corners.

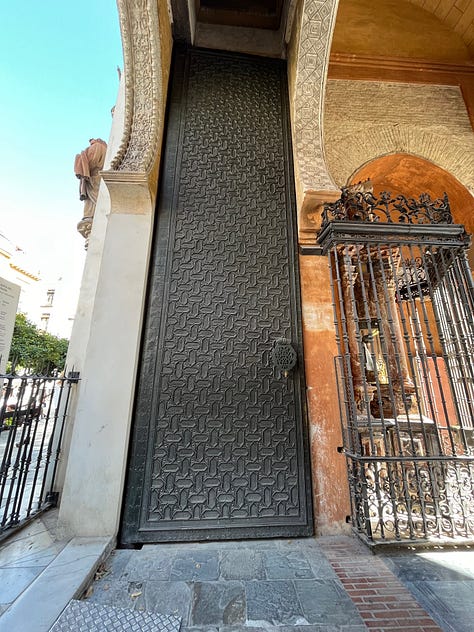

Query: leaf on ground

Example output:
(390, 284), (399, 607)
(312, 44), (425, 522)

(94, 563), (110, 580)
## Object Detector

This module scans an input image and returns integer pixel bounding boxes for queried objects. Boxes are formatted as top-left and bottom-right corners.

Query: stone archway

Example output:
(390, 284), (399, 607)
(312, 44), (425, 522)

(289, 0), (339, 197)
(325, 120), (474, 198)
(60, 0), (359, 539)
(110, 0), (172, 183)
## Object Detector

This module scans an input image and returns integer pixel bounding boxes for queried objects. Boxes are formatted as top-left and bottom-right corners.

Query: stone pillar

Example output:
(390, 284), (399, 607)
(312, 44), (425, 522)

(57, 0), (172, 538)
(58, 175), (156, 536)
(52, 76), (125, 498)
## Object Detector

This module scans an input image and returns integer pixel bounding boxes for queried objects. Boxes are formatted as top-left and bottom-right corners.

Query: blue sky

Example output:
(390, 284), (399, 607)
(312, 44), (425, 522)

(0, 1), (123, 289)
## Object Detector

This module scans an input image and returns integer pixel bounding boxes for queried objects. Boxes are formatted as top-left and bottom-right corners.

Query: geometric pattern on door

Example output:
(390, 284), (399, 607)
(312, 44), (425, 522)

(121, 48), (313, 543)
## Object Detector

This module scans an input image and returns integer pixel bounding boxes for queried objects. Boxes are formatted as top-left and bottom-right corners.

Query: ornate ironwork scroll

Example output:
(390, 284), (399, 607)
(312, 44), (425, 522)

(321, 187), (453, 227)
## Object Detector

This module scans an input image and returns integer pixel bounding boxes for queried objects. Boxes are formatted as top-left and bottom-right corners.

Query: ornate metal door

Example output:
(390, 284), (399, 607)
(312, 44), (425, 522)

(121, 48), (313, 544)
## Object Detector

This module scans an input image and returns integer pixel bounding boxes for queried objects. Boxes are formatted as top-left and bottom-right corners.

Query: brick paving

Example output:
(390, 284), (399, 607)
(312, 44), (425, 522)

(319, 537), (443, 632)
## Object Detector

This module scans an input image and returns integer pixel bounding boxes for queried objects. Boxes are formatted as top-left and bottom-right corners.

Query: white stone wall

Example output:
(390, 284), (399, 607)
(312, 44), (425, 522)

(53, 75), (126, 501)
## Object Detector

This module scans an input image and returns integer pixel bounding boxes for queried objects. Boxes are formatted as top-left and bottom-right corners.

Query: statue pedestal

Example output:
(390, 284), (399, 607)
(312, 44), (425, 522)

(77, 217), (93, 249)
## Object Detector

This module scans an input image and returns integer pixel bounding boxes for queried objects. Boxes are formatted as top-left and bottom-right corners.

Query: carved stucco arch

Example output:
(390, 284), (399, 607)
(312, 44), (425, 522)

(106, 0), (473, 197)
(326, 125), (474, 196)
(291, 0), (474, 203)
(108, 0), (171, 184)
(292, 0), (340, 195)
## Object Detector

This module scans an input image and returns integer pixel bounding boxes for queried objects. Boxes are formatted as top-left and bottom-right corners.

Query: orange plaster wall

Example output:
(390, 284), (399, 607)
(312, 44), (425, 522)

(352, 153), (474, 230)
(299, 254), (351, 534)
(332, 0), (472, 63)
(351, 153), (474, 270)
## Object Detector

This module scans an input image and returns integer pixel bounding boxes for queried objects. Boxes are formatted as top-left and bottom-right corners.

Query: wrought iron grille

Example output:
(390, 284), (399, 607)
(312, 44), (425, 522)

(319, 187), (474, 544)
(0, 371), (78, 539)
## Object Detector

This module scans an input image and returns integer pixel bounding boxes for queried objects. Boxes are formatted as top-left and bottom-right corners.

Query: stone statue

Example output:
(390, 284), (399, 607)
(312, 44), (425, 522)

(74, 138), (107, 247)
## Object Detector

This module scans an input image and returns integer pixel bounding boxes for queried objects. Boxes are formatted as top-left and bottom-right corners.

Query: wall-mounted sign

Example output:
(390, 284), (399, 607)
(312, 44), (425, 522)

(0, 277), (21, 373)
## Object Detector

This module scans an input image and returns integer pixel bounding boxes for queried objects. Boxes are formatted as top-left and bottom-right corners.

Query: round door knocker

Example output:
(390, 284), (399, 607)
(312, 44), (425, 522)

(272, 338), (297, 378)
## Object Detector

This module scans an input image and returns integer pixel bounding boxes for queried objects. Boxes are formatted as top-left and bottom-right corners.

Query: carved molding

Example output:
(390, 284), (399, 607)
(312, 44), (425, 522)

(298, 188), (341, 248)
(329, 52), (474, 78)
(293, 0), (339, 193)
(111, 0), (164, 174)
(101, 170), (156, 215)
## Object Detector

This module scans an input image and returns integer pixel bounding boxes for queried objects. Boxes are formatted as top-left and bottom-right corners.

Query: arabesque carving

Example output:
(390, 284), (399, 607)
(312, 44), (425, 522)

(111, 0), (165, 174)
(112, 0), (340, 194)
(293, 0), (339, 193)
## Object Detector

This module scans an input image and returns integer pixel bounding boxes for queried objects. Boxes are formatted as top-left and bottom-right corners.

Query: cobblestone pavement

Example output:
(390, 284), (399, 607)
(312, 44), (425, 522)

(83, 535), (473, 632)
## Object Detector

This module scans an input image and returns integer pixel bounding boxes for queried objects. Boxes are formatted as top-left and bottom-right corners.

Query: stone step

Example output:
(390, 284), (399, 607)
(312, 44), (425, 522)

(0, 536), (112, 632)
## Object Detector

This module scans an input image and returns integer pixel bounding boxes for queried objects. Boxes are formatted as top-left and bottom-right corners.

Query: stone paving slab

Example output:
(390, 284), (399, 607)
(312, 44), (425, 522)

(171, 551), (220, 582)
(219, 549), (265, 580)
(262, 550), (315, 579)
(406, 580), (474, 632)
(384, 549), (474, 632)
(0, 565), (45, 603)
(191, 581), (246, 626)
(0, 510), (68, 613)
(294, 579), (364, 627)
(86, 578), (192, 621)
(384, 551), (474, 582)
(86, 540), (364, 630)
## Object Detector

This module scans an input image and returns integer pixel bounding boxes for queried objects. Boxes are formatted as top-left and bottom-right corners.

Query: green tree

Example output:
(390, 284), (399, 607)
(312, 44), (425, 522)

(7, 313), (69, 374)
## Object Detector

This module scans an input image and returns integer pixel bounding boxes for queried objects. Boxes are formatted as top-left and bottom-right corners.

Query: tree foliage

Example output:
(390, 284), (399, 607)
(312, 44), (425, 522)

(7, 313), (69, 374)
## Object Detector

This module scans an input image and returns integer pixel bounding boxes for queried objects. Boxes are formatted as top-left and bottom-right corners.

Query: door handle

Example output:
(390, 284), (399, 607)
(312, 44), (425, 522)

(272, 338), (297, 377)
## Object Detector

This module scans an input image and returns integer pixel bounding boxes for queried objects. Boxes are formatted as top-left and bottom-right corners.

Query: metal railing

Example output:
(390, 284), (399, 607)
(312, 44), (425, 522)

(320, 187), (474, 545)
(0, 370), (78, 539)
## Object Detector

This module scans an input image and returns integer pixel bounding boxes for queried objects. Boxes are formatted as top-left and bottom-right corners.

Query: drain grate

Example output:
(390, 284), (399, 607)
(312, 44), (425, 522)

(50, 600), (182, 632)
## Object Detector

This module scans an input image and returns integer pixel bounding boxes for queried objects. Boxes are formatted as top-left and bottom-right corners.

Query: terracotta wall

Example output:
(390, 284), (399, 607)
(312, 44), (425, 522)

(299, 253), (351, 534)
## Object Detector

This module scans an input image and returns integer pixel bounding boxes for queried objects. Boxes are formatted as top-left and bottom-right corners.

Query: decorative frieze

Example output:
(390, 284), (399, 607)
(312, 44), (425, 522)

(111, 0), (168, 175)
(293, 0), (339, 193)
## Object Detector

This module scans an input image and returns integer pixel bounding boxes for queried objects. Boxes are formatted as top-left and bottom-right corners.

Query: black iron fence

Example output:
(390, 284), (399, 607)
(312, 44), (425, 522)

(0, 371), (78, 539)
(320, 187), (474, 544)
